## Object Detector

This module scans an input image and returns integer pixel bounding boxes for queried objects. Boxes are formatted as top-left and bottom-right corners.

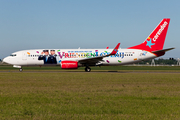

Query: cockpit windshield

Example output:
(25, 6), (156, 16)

(10, 54), (17, 57)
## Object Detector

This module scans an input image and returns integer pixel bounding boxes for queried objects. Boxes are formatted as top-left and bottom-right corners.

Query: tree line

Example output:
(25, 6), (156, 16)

(138, 58), (178, 65)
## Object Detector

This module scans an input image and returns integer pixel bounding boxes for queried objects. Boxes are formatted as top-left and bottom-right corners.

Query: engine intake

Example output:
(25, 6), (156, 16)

(61, 61), (78, 69)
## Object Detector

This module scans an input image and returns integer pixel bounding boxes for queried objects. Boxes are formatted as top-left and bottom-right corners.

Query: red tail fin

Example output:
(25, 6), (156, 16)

(128, 18), (170, 52)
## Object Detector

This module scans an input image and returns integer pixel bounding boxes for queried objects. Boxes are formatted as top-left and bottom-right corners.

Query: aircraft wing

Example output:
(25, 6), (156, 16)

(78, 43), (120, 64)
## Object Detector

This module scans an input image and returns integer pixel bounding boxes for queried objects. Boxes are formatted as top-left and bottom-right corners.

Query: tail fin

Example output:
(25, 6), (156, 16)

(128, 18), (170, 52)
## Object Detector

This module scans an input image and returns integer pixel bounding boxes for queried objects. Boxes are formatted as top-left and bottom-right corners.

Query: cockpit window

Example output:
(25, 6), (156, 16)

(10, 54), (17, 57)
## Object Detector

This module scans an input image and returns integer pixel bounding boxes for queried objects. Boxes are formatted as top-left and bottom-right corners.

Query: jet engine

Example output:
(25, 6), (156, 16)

(61, 61), (78, 69)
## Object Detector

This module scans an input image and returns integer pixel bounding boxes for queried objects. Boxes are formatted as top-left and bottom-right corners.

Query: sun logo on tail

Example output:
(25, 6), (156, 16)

(146, 37), (155, 48)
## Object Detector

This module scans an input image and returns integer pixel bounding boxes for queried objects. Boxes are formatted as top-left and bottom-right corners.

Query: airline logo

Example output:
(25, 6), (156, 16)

(146, 37), (155, 48)
(153, 21), (168, 42)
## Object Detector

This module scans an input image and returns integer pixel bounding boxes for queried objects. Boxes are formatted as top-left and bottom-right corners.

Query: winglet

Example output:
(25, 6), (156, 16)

(110, 43), (120, 55)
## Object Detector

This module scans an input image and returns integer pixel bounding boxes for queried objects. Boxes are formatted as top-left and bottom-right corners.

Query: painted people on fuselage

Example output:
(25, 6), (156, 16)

(49, 50), (57, 64)
(38, 50), (57, 64)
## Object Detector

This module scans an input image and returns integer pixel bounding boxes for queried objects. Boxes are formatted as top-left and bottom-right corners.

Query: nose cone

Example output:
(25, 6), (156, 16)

(3, 57), (10, 64)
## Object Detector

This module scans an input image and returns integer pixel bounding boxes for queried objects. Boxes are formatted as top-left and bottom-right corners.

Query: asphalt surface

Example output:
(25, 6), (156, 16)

(0, 70), (180, 74)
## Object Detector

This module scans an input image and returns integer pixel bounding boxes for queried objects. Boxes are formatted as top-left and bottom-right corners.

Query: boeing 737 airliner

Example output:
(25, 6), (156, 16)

(3, 18), (174, 72)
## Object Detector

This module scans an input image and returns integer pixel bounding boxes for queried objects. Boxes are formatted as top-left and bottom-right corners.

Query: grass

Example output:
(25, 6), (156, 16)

(0, 71), (180, 119)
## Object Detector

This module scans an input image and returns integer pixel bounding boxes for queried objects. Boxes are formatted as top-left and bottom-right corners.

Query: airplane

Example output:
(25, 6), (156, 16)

(3, 18), (174, 72)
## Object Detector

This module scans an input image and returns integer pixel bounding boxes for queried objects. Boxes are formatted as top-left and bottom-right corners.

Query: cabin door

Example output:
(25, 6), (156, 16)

(22, 52), (27, 60)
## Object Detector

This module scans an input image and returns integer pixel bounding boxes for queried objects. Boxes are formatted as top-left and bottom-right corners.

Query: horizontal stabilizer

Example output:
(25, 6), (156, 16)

(151, 47), (175, 57)
(152, 47), (175, 53)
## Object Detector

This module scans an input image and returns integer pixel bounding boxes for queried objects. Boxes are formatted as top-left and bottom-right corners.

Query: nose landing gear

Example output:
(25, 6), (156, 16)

(13, 65), (23, 72)
(19, 68), (23, 72)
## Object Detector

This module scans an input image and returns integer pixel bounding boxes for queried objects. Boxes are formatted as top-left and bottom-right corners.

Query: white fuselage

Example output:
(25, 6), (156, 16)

(3, 48), (157, 67)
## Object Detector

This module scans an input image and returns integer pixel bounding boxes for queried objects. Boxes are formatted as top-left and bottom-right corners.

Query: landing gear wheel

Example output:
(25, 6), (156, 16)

(85, 67), (91, 72)
(19, 68), (23, 72)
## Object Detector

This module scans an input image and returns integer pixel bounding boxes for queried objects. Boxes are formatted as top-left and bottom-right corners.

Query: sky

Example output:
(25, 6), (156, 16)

(0, 0), (180, 59)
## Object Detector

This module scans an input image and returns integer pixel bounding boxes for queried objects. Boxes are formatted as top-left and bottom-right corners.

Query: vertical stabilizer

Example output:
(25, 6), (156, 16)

(128, 18), (170, 52)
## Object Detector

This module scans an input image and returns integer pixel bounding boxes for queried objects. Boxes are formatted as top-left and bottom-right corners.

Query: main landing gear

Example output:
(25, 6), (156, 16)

(85, 67), (91, 72)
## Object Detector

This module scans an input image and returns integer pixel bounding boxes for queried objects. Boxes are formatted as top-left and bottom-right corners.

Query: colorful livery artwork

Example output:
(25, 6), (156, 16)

(3, 18), (174, 72)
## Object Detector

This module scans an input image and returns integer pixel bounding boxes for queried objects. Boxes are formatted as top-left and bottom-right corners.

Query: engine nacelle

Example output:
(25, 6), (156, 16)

(61, 61), (78, 69)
